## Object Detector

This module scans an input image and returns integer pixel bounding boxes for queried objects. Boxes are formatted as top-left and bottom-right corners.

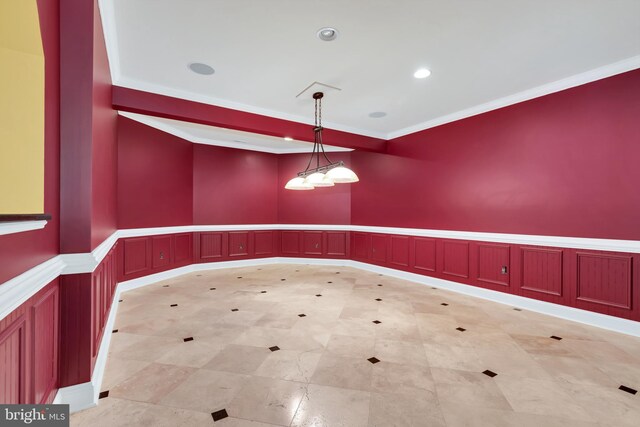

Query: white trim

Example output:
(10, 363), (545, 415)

(55, 256), (638, 412)
(0, 220), (47, 236)
(387, 56), (640, 139)
(0, 256), (65, 321)
(115, 224), (640, 254)
(97, 0), (121, 84)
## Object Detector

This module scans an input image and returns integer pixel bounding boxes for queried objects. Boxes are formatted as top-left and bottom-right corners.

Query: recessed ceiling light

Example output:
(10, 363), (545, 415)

(317, 27), (338, 41)
(368, 112), (387, 118)
(284, 136), (293, 141)
(414, 68), (431, 79)
(188, 62), (215, 75)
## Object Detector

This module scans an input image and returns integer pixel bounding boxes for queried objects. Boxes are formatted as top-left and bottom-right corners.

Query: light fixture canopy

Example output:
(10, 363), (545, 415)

(414, 68), (431, 79)
(284, 92), (359, 191)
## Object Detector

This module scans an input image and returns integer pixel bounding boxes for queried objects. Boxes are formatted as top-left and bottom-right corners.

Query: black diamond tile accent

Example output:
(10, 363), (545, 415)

(118, 299), (123, 302)
(196, 275), (202, 277)
(441, 303), (449, 306)
(367, 357), (380, 364)
(163, 285), (169, 287)
(183, 337), (194, 342)
(211, 409), (228, 422)
(258, 268), (262, 271)
(372, 320), (381, 324)
(377, 284), (383, 287)
(298, 314), (306, 317)
(170, 304), (178, 307)
(375, 298), (382, 301)
(99, 390), (109, 399)
(316, 294), (322, 297)
(210, 287), (216, 290)
(237, 276), (242, 279)
(456, 327), (466, 332)
(231, 308), (239, 312)
(281, 279), (286, 281)
(269, 346), (280, 352)
(378, 274), (383, 276)
(328, 281), (333, 284)
(483, 370), (497, 378)
(336, 272), (340, 274)
(112, 329), (119, 333)
(295, 270), (299, 272)
(513, 308), (523, 311)
(550, 335), (562, 340)
(619, 385), (637, 395)
(431, 287), (437, 290)
(261, 291), (267, 293)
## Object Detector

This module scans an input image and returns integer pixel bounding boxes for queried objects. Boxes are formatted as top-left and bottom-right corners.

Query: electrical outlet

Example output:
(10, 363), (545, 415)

(501, 266), (508, 274)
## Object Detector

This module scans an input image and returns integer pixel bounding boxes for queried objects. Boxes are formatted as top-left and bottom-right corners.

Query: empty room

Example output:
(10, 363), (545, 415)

(0, 0), (639, 426)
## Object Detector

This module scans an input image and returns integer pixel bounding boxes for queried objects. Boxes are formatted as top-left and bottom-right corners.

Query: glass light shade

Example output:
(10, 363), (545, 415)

(305, 172), (334, 187)
(325, 166), (359, 183)
(285, 176), (314, 190)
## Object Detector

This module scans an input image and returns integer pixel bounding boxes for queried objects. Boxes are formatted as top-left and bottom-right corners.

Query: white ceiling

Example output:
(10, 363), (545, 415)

(118, 111), (352, 154)
(100, 0), (640, 140)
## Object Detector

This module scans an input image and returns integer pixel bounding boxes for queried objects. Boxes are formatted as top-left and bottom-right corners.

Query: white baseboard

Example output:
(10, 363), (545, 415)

(52, 256), (640, 412)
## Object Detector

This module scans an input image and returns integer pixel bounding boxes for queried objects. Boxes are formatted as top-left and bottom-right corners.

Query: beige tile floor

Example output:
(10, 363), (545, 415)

(71, 265), (640, 427)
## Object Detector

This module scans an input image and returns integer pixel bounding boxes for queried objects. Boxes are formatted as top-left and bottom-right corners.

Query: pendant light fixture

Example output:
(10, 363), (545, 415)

(284, 92), (359, 190)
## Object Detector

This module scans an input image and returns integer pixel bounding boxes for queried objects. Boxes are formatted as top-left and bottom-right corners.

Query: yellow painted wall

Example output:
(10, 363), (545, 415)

(0, 0), (45, 214)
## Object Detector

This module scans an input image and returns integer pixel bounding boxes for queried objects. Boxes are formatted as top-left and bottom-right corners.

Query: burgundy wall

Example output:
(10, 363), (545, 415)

(353, 69), (640, 241)
(117, 118), (193, 228)
(90, 4), (118, 248)
(192, 144), (278, 225)
(277, 153), (352, 225)
(0, 0), (60, 284)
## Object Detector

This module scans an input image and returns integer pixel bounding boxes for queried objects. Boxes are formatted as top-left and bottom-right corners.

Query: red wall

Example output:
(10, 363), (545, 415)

(90, 3), (118, 248)
(117, 118), (193, 228)
(193, 144), (278, 225)
(0, 0), (61, 284)
(277, 153), (352, 225)
(352, 69), (640, 241)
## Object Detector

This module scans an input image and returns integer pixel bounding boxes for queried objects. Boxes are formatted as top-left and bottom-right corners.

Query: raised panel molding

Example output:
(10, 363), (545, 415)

(173, 234), (191, 262)
(443, 241), (469, 278)
(122, 238), (149, 275)
(281, 231), (301, 255)
(199, 232), (223, 259)
(0, 316), (26, 404)
(254, 231), (274, 255)
(413, 237), (436, 272)
(303, 231), (323, 255)
(371, 234), (388, 263)
(31, 287), (58, 404)
(353, 233), (370, 260)
(576, 252), (632, 309)
(326, 232), (347, 256)
(477, 244), (510, 287)
(151, 236), (171, 269)
(521, 247), (563, 296)
(228, 232), (249, 257)
(390, 236), (409, 267)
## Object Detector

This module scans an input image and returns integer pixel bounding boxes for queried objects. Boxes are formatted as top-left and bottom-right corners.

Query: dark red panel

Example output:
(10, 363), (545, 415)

(254, 231), (275, 256)
(326, 232), (347, 256)
(477, 244), (510, 287)
(199, 233), (224, 260)
(371, 234), (388, 263)
(174, 233), (192, 263)
(151, 236), (171, 269)
(31, 287), (59, 404)
(303, 232), (323, 255)
(123, 238), (150, 275)
(0, 316), (26, 404)
(442, 241), (469, 278)
(112, 86), (386, 152)
(281, 231), (301, 255)
(353, 233), (370, 260)
(576, 252), (632, 309)
(413, 237), (436, 272)
(277, 153), (352, 225)
(390, 236), (409, 267)
(228, 232), (249, 257)
(521, 247), (563, 296)
(193, 144), (278, 225)
(351, 70), (640, 241)
(117, 117), (193, 228)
